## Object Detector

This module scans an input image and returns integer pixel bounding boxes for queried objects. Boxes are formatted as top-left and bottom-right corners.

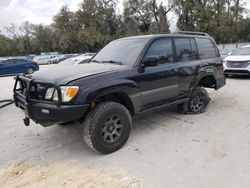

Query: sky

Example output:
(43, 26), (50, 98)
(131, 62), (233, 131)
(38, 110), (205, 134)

(0, 0), (83, 32)
(0, 0), (250, 34)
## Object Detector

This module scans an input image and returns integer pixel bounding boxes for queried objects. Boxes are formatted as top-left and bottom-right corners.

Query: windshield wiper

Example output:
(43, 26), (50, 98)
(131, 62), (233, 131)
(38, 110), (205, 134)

(102, 60), (123, 65)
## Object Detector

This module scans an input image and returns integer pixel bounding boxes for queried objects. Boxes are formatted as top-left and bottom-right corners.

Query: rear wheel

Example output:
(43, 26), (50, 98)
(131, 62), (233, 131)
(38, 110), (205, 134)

(83, 102), (132, 154)
(177, 87), (210, 114)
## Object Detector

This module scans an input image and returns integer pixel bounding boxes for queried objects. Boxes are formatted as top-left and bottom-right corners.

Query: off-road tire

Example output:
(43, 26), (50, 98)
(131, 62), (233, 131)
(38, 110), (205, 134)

(83, 102), (132, 154)
(177, 87), (210, 114)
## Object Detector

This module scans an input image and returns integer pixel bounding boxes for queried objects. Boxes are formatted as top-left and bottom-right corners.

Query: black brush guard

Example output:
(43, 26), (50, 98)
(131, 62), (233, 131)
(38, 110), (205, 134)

(13, 75), (89, 127)
(13, 75), (62, 108)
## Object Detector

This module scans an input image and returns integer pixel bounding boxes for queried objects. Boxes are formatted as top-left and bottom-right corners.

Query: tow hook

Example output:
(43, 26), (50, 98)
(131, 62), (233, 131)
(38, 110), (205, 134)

(23, 117), (30, 126)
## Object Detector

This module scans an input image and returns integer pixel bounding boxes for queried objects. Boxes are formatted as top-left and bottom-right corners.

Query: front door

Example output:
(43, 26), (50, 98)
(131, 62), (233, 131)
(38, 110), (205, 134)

(135, 37), (179, 107)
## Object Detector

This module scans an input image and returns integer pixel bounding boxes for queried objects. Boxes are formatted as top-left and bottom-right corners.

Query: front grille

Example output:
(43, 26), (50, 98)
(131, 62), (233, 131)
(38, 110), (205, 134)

(226, 61), (249, 68)
(224, 70), (250, 74)
(19, 80), (47, 100)
(30, 84), (47, 99)
(14, 75), (62, 106)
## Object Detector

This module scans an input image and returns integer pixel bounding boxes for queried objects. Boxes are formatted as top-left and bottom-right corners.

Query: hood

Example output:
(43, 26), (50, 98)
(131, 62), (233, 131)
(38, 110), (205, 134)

(32, 62), (126, 85)
(224, 55), (250, 62)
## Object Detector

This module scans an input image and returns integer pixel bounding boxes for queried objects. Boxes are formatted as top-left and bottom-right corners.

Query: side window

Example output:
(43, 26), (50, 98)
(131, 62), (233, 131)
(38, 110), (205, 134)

(4, 60), (15, 65)
(195, 38), (218, 59)
(20, 60), (28, 64)
(174, 38), (198, 62)
(144, 38), (173, 64)
(14, 60), (25, 64)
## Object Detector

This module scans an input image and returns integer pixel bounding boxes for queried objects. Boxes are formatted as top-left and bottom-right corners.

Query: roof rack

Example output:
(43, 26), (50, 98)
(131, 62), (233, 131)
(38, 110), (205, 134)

(172, 31), (210, 36)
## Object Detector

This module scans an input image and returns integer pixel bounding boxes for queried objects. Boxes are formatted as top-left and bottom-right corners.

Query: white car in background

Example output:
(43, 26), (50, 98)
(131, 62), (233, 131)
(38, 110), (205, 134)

(34, 55), (57, 65)
(223, 46), (250, 76)
(56, 54), (95, 67)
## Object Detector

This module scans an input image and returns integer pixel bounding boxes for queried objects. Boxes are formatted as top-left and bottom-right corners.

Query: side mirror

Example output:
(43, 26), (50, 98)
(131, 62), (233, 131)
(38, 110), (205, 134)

(142, 57), (159, 67)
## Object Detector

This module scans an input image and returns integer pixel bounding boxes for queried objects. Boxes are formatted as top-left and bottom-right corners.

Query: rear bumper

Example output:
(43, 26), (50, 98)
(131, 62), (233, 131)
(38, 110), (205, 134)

(14, 94), (89, 127)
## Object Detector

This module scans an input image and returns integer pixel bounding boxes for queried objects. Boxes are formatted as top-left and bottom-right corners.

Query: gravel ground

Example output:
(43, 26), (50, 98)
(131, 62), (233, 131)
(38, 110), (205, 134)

(0, 67), (250, 188)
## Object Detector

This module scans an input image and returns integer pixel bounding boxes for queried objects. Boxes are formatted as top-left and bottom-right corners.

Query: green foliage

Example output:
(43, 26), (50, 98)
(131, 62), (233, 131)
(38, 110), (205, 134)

(175, 0), (250, 44)
(0, 0), (249, 56)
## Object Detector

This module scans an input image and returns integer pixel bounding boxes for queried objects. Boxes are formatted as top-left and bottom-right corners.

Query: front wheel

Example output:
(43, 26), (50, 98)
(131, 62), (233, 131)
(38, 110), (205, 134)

(177, 87), (210, 114)
(82, 102), (132, 154)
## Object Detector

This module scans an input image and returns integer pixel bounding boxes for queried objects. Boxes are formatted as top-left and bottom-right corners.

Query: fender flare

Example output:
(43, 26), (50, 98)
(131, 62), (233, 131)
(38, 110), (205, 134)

(75, 79), (138, 105)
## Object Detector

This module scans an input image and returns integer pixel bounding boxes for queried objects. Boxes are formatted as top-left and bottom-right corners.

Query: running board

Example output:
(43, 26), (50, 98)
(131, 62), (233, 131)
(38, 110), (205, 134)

(138, 98), (189, 114)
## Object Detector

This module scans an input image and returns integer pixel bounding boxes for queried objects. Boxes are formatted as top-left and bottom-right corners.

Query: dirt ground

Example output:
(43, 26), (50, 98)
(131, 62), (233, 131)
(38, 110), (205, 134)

(0, 67), (250, 188)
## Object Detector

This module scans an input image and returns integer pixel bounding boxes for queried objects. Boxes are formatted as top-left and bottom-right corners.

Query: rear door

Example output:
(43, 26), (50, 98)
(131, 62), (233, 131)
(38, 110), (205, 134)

(173, 37), (201, 97)
(14, 59), (28, 73)
(195, 37), (224, 89)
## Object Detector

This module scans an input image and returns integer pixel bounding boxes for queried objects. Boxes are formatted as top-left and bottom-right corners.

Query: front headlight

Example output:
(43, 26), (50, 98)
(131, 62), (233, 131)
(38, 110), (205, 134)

(45, 86), (79, 102)
(44, 88), (54, 100)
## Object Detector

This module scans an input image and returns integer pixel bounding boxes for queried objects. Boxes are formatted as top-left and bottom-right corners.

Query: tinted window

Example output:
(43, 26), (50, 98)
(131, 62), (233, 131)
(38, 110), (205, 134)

(196, 38), (218, 59)
(144, 38), (173, 64)
(15, 59), (28, 64)
(3, 59), (15, 65)
(174, 38), (198, 62)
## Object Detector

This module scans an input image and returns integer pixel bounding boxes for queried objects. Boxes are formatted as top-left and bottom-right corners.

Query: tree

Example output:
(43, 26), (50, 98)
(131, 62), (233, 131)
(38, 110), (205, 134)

(175, 0), (247, 43)
(53, 6), (81, 53)
(77, 0), (119, 51)
(123, 0), (152, 34)
(0, 0), (249, 57)
(19, 22), (33, 54)
(31, 24), (54, 53)
(151, 0), (178, 33)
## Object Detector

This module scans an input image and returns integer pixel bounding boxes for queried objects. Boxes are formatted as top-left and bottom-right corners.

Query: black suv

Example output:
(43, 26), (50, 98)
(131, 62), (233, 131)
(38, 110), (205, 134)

(14, 31), (225, 154)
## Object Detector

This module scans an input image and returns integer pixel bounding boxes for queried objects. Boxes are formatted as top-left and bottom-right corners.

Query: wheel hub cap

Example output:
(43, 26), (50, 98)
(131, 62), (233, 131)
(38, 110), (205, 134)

(190, 96), (204, 112)
(102, 116), (123, 143)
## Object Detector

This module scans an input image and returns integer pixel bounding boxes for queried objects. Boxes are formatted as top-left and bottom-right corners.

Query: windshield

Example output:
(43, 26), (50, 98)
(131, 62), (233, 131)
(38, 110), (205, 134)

(232, 47), (250, 55)
(91, 38), (149, 66)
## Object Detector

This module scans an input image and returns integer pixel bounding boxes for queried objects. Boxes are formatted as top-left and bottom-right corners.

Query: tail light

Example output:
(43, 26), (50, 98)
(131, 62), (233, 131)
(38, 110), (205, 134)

(32, 61), (38, 64)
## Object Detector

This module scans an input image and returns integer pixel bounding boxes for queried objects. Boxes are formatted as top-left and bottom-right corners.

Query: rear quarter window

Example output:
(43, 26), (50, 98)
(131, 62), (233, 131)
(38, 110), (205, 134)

(174, 37), (198, 62)
(196, 38), (219, 59)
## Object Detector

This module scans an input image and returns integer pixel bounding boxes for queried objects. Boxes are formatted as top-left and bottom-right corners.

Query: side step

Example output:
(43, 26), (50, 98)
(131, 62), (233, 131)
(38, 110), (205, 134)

(138, 98), (189, 114)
